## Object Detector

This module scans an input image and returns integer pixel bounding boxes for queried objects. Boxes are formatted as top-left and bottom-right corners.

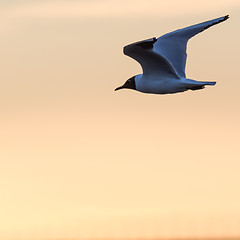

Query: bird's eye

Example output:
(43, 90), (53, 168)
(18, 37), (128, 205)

(127, 80), (131, 83)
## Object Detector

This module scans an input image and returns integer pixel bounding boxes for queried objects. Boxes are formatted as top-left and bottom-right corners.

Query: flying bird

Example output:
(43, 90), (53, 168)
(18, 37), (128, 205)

(115, 15), (229, 94)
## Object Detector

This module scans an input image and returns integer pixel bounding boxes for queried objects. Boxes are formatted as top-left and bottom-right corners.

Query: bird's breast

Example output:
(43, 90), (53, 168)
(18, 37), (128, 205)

(136, 77), (185, 94)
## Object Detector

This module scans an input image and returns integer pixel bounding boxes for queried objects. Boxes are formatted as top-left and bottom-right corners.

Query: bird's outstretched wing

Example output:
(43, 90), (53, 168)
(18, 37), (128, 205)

(153, 15), (229, 78)
(123, 38), (180, 79)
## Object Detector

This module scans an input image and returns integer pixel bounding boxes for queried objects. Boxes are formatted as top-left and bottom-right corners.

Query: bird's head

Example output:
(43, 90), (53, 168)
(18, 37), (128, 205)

(115, 76), (136, 91)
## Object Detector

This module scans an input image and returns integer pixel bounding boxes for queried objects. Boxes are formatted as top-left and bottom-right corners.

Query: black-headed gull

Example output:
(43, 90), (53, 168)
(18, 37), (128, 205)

(115, 15), (229, 94)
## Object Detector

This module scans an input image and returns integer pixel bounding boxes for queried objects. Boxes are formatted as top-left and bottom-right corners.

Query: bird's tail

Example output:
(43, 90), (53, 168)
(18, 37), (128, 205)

(200, 81), (216, 86)
(183, 79), (216, 90)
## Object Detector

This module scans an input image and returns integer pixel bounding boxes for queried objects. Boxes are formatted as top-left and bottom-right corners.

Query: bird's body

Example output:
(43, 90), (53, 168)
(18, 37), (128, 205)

(115, 15), (229, 94)
(135, 74), (216, 94)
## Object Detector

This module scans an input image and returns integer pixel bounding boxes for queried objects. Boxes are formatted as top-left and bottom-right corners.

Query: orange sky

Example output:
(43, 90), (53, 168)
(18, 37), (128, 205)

(0, 0), (240, 239)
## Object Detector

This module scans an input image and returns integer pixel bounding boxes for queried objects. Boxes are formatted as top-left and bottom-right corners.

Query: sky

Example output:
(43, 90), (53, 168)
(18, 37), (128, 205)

(0, 0), (240, 239)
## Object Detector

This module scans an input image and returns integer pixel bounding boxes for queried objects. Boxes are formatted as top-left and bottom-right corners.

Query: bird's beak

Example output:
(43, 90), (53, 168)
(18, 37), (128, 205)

(114, 85), (125, 91)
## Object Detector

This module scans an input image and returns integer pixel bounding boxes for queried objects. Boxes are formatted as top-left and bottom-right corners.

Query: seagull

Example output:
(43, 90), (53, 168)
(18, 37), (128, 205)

(115, 15), (229, 94)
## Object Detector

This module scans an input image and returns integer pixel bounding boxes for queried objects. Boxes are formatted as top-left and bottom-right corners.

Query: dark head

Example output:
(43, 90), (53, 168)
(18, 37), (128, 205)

(115, 76), (136, 91)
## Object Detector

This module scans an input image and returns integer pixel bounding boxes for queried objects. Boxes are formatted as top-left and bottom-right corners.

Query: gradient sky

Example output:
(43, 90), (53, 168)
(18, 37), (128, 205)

(0, 0), (240, 239)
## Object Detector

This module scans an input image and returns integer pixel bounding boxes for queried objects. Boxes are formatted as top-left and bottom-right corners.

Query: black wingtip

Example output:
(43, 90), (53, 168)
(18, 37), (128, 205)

(224, 15), (229, 20)
(136, 38), (157, 49)
(203, 15), (229, 30)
